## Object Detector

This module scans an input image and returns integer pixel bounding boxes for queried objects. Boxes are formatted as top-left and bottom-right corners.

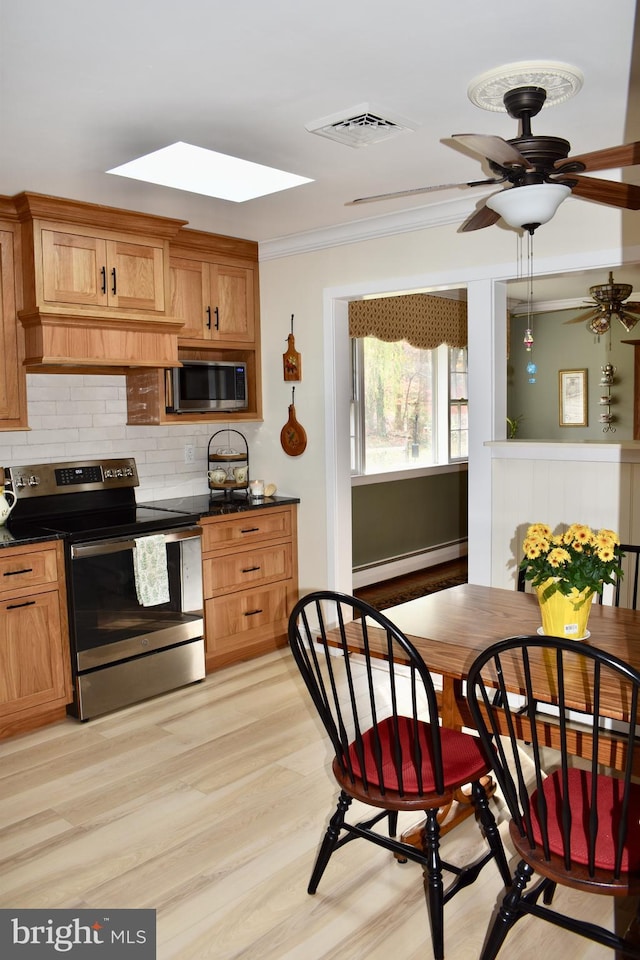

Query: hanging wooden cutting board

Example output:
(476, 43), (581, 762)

(280, 398), (307, 456)
(283, 332), (302, 381)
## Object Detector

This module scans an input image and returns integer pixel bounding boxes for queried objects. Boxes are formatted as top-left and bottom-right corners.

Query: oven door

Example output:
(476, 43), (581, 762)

(68, 526), (204, 673)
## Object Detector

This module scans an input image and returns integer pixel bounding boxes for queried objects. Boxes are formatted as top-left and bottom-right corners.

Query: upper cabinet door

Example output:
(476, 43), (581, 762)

(0, 225), (27, 428)
(170, 256), (209, 340)
(107, 238), (165, 312)
(41, 230), (108, 307)
(209, 263), (255, 343)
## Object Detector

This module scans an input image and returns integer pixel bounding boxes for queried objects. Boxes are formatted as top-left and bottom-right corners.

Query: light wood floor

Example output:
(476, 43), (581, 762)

(0, 648), (629, 959)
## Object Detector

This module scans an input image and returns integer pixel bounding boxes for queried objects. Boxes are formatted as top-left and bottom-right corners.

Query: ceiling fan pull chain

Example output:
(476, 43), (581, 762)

(524, 231), (537, 384)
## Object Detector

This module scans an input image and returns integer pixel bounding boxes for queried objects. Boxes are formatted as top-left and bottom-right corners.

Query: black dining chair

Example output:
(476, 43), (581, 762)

(467, 634), (640, 959)
(607, 542), (640, 608)
(288, 590), (511, 960)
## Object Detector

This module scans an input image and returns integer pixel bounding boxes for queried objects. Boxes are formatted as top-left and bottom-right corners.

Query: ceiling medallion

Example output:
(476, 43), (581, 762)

(468, 61), (584, 113)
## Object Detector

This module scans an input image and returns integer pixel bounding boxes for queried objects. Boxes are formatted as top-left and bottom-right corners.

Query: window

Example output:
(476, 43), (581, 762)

(449, 346), (468, 461)
(351, 338), (468, 475)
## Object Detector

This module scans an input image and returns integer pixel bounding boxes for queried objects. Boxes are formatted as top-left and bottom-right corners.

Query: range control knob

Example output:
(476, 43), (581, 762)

(28, 475), (40, 487)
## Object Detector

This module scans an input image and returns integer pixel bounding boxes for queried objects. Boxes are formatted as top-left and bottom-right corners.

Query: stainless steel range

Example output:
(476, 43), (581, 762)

(4, 458), (205, 720)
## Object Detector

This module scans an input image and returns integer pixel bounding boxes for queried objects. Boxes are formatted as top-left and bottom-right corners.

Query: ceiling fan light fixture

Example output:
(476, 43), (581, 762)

(589, 315), (610, 336)
(618, 312), (640, 333)
(485, 183), (571, 231)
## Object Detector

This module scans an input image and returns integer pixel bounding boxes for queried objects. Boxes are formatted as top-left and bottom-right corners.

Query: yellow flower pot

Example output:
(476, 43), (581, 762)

(535, 579), (595, 640)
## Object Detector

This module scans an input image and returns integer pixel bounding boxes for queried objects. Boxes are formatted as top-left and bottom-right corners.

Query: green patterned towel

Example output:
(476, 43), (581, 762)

(133, 534), (170, 607)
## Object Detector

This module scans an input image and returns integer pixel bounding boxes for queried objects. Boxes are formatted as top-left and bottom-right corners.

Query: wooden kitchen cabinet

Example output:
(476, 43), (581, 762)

(13, 192), (187, 368)
(126, 225), (263, 425)
(0, 202), (28, 430)
(200, 503), (298, 671)
(41, 228), (166, 312)
(0, 539), (72, 739)
(171, 256), (255, 343)
(170, 228), (259, 345)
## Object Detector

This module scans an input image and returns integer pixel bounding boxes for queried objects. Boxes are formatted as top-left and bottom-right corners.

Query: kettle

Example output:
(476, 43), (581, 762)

(0, 468), (16, 526)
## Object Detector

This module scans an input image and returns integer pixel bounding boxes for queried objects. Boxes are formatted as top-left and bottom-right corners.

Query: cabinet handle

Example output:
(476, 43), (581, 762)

(6, 600), (36, 610)
(111, 267), (117, 295)
(100, 265), (107, 295)
(240, 527), (260, 534)
(214, 306), (220, 330)
(244, 608), (263, 617)
(206, 306), (212, 329)
(4, 568), (34, 576)
(241, 566), (261, 573)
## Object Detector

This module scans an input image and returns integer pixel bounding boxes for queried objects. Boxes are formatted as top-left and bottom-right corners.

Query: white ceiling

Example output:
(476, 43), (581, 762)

(2, 0), (639, 302)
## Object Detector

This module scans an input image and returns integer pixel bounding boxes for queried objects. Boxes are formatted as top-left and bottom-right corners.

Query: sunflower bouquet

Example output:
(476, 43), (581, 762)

(520, 522), (624, 601)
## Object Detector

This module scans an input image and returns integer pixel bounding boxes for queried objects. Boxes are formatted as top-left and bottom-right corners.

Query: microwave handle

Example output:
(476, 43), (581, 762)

(165, 368), (175, 412)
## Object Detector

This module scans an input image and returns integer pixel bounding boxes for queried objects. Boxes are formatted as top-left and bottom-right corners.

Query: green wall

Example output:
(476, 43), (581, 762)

(352, 470), (468, 569)
(508, 308), (635, 440)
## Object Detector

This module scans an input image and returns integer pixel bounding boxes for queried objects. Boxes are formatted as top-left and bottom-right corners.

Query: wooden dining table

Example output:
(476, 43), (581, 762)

(347, 582), (640, 774)
(339, 582), (640, 854)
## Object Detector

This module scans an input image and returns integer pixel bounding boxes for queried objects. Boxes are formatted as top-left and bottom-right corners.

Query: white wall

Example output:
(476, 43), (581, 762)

(259, 199), (639, 596)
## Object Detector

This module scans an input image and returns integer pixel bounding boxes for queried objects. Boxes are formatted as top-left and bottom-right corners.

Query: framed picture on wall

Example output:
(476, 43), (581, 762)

(559, 369), (588, 426)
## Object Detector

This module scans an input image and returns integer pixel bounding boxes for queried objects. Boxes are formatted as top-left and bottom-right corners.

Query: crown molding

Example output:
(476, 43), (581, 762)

(258, 193), (484, 261)
(509, 297), (588, 316)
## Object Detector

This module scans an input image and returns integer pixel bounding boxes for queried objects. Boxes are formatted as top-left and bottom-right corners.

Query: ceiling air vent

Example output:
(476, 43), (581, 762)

(306, 103), (418, 148)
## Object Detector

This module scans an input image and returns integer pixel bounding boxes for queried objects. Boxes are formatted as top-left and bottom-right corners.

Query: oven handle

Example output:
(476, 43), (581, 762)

(70, 526), (202, 560)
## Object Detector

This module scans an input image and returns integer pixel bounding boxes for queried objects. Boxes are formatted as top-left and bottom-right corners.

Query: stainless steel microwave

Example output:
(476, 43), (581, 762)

(165, 360), (248, 414)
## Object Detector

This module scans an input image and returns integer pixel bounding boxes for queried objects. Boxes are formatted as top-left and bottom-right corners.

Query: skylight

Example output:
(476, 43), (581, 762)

(107, 142), (313, 202)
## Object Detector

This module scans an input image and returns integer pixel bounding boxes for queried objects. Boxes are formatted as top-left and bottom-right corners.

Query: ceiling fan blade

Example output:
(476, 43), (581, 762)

(563, 309), (600, 325)
(448, 134), (530, 169)
(556, 174), (640, 210)
(346, 177), (501, 206)
(622, 301), (640, 313)
(561, 141), (640, 173)
(460, 203), (501, 233)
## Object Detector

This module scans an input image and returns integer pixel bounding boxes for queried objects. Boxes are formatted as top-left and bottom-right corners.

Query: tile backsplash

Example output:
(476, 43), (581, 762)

(0, 373), (249, 501)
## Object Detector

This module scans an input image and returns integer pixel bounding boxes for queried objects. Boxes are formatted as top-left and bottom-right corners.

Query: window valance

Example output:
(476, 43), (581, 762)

(348, 293), (467, 350)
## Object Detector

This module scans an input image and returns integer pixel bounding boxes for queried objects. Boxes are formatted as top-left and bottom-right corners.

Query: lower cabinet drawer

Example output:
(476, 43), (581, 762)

(0, 548), (58, 595)
(201, 508), (292, 550)
(203, 542), (292, 595)
(205, 581), (290, 659)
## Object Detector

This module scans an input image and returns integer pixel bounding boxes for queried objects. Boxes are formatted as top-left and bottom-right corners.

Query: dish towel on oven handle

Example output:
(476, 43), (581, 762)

(133, 534), (170, 607)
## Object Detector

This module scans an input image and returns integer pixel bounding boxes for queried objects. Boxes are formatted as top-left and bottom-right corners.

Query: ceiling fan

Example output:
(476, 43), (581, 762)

(348, 86), (640, 233)
(562, 271), (640, 334)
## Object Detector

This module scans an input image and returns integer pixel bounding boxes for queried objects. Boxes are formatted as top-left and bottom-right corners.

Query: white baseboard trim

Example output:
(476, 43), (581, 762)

(352, 541), (468, 589)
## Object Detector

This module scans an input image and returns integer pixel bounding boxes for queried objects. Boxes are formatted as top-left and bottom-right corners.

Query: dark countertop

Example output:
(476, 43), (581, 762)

(141, 492), (300, 518)
(0, 523), (65, 550)
(0, 493), (300, 550)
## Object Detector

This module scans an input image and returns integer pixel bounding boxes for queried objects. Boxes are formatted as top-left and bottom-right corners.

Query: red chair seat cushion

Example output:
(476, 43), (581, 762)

(347, 715), (490, 794)
(529, 767), (640, 872)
